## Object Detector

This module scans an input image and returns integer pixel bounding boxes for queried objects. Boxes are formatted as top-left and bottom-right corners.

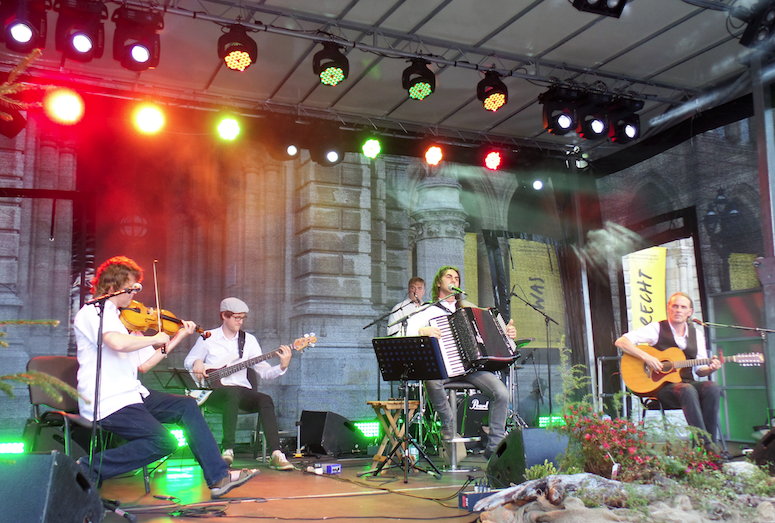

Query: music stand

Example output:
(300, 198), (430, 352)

(369, 336), (445, 482)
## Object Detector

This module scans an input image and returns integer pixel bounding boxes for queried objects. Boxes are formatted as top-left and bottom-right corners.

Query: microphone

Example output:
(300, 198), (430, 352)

(412, 291), (422, 305)
(448, 284), (466, 295)
(124, 283), (143, 294)
(691, 318), (705, 327)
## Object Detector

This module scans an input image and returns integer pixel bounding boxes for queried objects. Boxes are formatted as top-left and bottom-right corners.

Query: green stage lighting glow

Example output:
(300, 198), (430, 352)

(538, 415), (566, 428)
(408, 81), (433, 100)
(362, 139), (381, 159)
(319, 66), (345, 86)
(355, 420), (381, 439)
(0, 442), (24, 453)
(170, 428), (187, 447)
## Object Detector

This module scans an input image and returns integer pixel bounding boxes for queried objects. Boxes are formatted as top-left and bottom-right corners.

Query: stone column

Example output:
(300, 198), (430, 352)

(410, 176), (468, 287)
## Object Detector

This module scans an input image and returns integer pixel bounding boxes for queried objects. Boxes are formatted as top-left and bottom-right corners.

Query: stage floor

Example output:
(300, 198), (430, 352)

(99, 449), (487, 523)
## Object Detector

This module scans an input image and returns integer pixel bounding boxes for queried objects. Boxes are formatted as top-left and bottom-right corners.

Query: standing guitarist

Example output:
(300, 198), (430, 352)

(615, 292), (722, 450)
(185, 297), (294, 471)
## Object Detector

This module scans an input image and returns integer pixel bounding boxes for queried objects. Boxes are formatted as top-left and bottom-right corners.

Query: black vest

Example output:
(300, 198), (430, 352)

(653, 320), (697, 381)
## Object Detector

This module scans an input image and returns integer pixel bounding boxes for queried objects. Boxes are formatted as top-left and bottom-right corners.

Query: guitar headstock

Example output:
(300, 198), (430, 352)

(737, 352), (765, 366)
(293, 333), (317, 352)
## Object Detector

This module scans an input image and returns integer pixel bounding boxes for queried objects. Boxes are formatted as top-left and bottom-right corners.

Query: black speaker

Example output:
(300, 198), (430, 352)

(486, 427), (568, 488)
(300, 410), (359, 456)
(457, 393), (489, 450)
(0, 451), (103, 522)
(753, 429), (775, 474)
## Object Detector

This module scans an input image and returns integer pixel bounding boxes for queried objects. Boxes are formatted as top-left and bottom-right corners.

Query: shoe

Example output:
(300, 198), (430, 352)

(222, 449), (234, 466)
(210, 469), (259, 499)
(269, 450), (294, 471)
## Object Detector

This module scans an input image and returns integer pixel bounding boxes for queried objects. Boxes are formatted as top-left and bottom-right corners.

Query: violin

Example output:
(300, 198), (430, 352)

(119, 300), (211, 340)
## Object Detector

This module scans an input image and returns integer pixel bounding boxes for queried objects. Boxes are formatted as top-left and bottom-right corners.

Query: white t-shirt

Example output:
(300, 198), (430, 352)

(387, 298), (425, 336)
(74, 300), (155, 421)
(184, 326), (286, 389)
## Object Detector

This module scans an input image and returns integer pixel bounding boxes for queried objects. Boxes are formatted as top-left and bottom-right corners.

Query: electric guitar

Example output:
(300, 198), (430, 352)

(187, 333), (317, 405)
(621, 344), (764, 395)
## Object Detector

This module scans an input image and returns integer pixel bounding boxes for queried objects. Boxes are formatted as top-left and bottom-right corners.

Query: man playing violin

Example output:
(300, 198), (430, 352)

(74, 255), (258, 498)
(615, 292), (722, 451)
(185, 297), (294, 471)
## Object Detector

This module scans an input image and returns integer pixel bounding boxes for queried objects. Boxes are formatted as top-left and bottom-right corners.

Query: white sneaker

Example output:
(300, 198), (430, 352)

(269, 450), (294, 471)
(222, 448), (234, 466)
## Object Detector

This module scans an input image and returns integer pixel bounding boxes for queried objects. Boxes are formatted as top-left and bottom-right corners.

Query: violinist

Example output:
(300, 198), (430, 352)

(73, 255), (258, 499)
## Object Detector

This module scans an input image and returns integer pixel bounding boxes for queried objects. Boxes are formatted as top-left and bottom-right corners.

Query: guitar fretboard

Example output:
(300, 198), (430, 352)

(206, 349), (281, 384)
(672, 354), (757, 369)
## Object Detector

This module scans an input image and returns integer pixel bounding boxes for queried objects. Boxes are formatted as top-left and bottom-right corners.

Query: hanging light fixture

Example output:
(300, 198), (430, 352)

(402, 58), (435, 101)
(218, 24), (257, 72)
(112, 6), (162, 72)
(53, 0), (107, 63)
(477, 71), (508, 112)
(538, 85), (583, 136)
(1, 0), (48, 54)
(312, 42), (348, 86)
(572, 0), (628, 18)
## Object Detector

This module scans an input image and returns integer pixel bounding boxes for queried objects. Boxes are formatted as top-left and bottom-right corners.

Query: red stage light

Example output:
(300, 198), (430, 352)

(425, 145), (442, 166)
(43, 88), (84, 125)
(484, 151), (502, 170)
(134, 104), (164, 133)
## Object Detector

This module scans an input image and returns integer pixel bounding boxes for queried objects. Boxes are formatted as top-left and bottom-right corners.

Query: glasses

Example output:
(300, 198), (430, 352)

(231, 315), (247, 322)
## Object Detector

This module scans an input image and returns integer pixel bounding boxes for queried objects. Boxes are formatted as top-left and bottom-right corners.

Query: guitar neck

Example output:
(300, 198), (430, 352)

(673, 357), (715, 369)
(213, 348), (281, 380)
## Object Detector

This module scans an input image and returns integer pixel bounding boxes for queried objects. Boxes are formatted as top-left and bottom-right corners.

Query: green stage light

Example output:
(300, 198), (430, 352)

(538, 415), (566, 428)
(355, 420), (381, 439)
(313, 42), (349, 86)
(402, 58), (435, 101)
(170, 428), (187, 447)
(0, 441), (24, 453)
(362, 138), (381, 159)
(217, 117), (240, 140)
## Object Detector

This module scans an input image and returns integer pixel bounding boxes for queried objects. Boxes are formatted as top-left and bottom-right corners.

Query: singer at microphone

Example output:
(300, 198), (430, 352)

(386, 277), (427, 336)
(448, 284), (466, 295)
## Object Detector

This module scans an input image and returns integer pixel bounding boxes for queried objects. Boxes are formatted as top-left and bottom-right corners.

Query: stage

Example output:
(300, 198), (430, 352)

(98, 449), (487, 523)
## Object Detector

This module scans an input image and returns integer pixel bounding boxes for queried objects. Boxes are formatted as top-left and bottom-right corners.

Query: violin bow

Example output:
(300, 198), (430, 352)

(153, 259), (166, 356)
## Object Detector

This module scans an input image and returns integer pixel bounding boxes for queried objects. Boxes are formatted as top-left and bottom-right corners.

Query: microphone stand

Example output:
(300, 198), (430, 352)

(697, 319), (774, 431)
(511, 291), (559, 416)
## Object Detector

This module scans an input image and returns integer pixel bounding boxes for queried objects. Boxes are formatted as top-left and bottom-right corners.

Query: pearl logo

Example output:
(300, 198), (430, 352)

(471, 398), (489, 411)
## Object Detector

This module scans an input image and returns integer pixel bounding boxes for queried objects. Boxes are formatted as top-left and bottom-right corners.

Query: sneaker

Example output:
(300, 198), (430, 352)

(210, 469), (259, 499)
(269, 450), (294, 471)
(222, 448), (234, 466)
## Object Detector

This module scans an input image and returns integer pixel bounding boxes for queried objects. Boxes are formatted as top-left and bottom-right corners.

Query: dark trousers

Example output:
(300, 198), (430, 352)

(206, 386), (281, 452)
(656, 380), (721, 443)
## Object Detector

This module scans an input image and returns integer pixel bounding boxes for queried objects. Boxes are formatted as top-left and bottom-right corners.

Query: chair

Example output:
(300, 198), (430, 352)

(26, 356), (152, 493)
(639, 394), (727, 452)
(441, 381), (481, 471)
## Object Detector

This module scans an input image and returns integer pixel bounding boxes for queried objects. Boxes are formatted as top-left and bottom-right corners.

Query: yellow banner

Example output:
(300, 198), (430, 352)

(628, 247), (667, 328)
(509, 239), (566, 348)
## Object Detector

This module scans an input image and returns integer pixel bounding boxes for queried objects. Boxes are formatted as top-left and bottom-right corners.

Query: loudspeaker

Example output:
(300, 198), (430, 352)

(753, 429), (775, 474)
(487, 427), (568, 488)
(0, 451), (103, 522)
(300, 410), (359, 456)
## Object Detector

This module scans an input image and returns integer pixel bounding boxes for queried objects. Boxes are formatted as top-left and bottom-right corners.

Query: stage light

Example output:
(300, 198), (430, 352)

(484, 150), (502, 170)
(738, 1), (775, 48)
(43, 87), (83, 124)
(539, 85), (584, 136)
(309, 125), (345, 167)
(134, 103), (163, 134)
(577, 94), (611, 140)
(533, 180), (543, 190)
(313, 42), (348, 86)
(218, 24), (256, 72)
(54, 0), (107, 63)
(610, 114), (640, 143)
(425, 145), (442, 165)
(402, 58), (435, 100)
(111, 6), (162, 72)
(217, 116), (240, 140)
(362, 138), (381, 159)
(572, 0), (628, 18)
(477, 72), (508, 112)
(1, 0), (48, 53)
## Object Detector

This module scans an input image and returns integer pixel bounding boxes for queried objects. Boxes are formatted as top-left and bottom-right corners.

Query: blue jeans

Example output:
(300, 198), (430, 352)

(425, 371), (509, 454)
(80, 390), (228, 487)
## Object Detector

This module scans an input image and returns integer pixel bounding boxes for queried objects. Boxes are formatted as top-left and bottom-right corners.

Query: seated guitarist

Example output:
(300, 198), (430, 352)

(615, 292), (722, 450)
(184, 297), (294, 471)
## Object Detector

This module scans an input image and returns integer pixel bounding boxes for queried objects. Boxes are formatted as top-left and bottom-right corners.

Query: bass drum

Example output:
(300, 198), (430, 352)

(457, 393), (489, 450)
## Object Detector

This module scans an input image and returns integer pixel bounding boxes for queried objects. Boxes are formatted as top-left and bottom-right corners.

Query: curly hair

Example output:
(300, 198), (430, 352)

(430, 265), (459, 301)
(91, 256), (143, 297)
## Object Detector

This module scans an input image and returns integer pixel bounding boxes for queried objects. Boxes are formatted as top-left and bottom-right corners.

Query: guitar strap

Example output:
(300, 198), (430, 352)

(238, 330), (246, 359)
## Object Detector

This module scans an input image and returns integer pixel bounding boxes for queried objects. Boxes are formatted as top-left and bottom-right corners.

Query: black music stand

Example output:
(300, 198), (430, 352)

(155, 367), (203, 391)
(369, 336), (445, 482)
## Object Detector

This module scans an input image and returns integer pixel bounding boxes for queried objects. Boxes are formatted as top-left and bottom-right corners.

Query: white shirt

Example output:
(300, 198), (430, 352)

(184, 326), (286, 389)
(387, 298), (425, 336)
(74, 300), (155, 421)
(623, 320), (709, 380)
(405, 300), (457, 337)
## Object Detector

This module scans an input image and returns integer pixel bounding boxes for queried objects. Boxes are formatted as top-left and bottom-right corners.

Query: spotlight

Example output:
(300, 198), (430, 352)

(608, 97), (643, 144)
(43, 87), (83, 124)
(309, 124), (346, 167)
(0, 106), (26, 138)
(313, 42), (348, 86)
(425, 145), (442, 165)
(538, 86), (583, 136)
(572, 0), (628, 18)
(1, 0), (48, 54)
(477, 72), (508, 112)
(53, 0), (106, 63)
(218, 25), (257, 72)
(577, 93), (611, 140)
(217, 116), (240, 140)
(111, 6), (162, 72)
(264, 118), (307, 161)
(362, 138), (381, 159)
(739, 1), (775, 48)
(402, 58), (435, 101)
(484, 150), (502, 170)
(134, 103), (164, 134)
(533, 179), (543, 190)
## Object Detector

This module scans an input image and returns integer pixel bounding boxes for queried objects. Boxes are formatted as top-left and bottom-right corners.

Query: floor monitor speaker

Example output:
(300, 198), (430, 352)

(300, 410), (359, 456)
(753, 429), (775, 474)
(486, 427), (568, 488)
(0, 450), (103, 523)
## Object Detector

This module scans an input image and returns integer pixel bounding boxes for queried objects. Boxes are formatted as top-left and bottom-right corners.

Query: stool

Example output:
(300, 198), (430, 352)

(442, 381), (482, 472)
(366, 400), (419, 472)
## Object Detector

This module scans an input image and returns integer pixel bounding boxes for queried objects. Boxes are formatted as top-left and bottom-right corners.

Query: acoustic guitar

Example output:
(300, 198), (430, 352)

(187, 333), (317, 405)
(621, 344), (764, 395)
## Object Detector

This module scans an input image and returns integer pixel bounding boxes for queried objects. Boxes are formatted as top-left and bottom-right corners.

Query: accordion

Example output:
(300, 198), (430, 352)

(429, 306), (520, 378)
